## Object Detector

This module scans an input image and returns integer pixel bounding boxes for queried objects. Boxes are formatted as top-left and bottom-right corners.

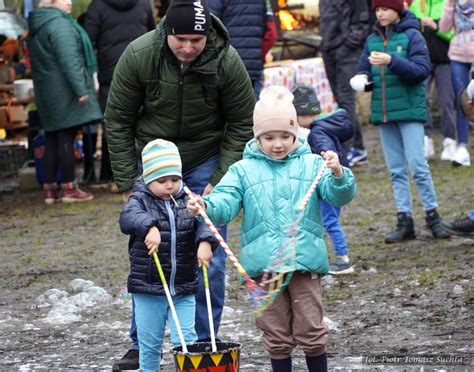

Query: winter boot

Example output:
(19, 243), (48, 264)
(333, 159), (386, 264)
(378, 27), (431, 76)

(425, 209), (451, 239)
(43, 183), (61, 205)
(306, 353), (328, 372)
(385, 212), (416, 244)
(270, 357), (292, 372)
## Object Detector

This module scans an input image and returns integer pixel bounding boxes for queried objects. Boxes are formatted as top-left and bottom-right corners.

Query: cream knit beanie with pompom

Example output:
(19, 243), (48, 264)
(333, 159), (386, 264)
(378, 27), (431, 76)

(253, 86), (298, 138)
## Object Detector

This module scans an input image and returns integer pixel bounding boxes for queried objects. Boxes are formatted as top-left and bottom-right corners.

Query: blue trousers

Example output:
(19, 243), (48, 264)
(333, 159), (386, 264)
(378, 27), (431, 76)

(423, 63), (456, 140)
(130, 154), (227, 348)
(450, 60), (471, 145)
(319, 200), (348, 257)
(134, 293), (197, 372)
(379, 122), (438, 215)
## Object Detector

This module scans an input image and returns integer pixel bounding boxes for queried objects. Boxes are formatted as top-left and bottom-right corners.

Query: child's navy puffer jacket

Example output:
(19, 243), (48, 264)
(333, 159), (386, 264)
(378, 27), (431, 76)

(307, 109), (354, 168)
(120, 177), (218, 296)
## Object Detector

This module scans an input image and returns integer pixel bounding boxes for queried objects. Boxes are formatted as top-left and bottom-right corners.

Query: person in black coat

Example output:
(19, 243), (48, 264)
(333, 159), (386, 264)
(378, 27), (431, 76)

(119, 139), (218, 371)
(319, 0), (371, 166)
(83, 0), (156, 182)
(292, 84), (355, 276)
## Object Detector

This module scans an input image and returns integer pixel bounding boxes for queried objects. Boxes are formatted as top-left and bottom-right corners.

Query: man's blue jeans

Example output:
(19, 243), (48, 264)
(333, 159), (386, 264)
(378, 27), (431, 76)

(130, 153), (227, 348)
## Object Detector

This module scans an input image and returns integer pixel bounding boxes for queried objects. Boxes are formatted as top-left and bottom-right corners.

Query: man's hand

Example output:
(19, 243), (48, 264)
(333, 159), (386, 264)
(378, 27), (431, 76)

(187, 197), (206, 215)
(321, 150), (343, 177)
(122, 190), (132, 204)
(145, 226), (161, 255)
(197, 241), (213, 267)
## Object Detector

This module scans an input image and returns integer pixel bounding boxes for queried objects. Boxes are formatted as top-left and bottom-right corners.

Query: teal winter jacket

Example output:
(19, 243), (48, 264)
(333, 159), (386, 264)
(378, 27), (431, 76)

(202, 139), (357, 277)
(357, 10), (430, 125)
(28, 7), (102, 132)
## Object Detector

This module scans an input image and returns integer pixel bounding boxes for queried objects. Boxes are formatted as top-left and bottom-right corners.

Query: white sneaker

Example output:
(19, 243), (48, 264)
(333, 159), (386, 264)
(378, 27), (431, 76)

(424, 136), (435, 159)
(451, 145), (471, 166)
(440, 138), (457, 161)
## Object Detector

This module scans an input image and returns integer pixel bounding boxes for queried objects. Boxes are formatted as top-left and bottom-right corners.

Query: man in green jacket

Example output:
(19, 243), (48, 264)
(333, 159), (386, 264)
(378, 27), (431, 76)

(105, 1), (255, 370)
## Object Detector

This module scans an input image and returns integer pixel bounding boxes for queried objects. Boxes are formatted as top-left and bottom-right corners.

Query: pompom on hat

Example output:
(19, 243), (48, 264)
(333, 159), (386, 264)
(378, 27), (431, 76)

(372, 0), (404, 14)
(253, 86), (298, 138)
(164, 0), (211, 35)
(142, 139), (182, 185)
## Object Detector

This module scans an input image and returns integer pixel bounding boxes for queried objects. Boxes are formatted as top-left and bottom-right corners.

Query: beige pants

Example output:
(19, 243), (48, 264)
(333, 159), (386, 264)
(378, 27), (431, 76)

(255, 271), (329, 359)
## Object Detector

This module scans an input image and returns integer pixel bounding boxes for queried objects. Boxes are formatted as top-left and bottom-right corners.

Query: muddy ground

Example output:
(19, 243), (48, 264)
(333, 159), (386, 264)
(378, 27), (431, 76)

(0, 127), (473, 371)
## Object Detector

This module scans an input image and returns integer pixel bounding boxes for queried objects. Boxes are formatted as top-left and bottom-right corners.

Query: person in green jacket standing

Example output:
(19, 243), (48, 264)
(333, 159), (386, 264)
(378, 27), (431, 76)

(351, 0), (451, 243)
(28, 0), (102, 203)
(409, 0), (457, 162)
(104, 0), (255, 369)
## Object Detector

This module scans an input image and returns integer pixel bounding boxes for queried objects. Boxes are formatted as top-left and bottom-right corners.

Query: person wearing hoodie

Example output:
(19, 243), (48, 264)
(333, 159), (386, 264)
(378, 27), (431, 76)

(409, 0), (457, 162)
(27, 0), (102, 204)
(104, 0), (255, 370)
(350, 0), (451, 243)
(83, 0), (156, 184)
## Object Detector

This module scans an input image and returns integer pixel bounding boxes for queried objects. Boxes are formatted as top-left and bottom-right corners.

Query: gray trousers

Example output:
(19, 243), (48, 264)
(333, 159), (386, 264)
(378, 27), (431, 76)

(322, 45), (365, 150)
(424, 63), (456, 140)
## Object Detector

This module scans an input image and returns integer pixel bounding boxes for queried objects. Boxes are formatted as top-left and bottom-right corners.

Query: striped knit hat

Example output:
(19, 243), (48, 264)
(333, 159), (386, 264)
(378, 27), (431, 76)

(142, 139), (182, 184)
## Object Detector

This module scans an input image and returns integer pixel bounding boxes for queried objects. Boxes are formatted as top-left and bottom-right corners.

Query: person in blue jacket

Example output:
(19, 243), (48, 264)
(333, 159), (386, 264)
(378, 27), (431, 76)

(120, 139), (218, 372)
(350, 0), (450, 243)
(292, 84), (355, 275)
(207, 0), (267, 96)
(188, 86), (357, 372)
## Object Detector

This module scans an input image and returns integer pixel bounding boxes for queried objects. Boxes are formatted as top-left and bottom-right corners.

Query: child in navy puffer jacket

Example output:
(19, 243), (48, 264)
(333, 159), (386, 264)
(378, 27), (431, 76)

(292, 84), (355, 275)
(119, 139), (218, 372)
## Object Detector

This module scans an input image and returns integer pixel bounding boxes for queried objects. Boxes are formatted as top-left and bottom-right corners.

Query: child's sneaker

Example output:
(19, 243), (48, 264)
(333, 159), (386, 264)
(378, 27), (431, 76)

(328, 256), (354, 275)
(62, 183), (94, 203)
(347, 148), (368, 166)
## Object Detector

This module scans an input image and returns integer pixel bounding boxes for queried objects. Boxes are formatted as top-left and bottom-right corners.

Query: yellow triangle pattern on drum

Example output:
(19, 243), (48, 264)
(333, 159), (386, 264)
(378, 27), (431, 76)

(230, 350), (238, 361)
(210, 353), (224, 366)
(189, 354), (203, 369)
(176, 354), (185, 370)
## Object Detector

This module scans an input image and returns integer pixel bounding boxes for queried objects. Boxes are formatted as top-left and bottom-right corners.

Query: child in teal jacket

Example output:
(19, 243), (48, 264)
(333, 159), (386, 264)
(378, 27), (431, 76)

(188, 86), (357, 372)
